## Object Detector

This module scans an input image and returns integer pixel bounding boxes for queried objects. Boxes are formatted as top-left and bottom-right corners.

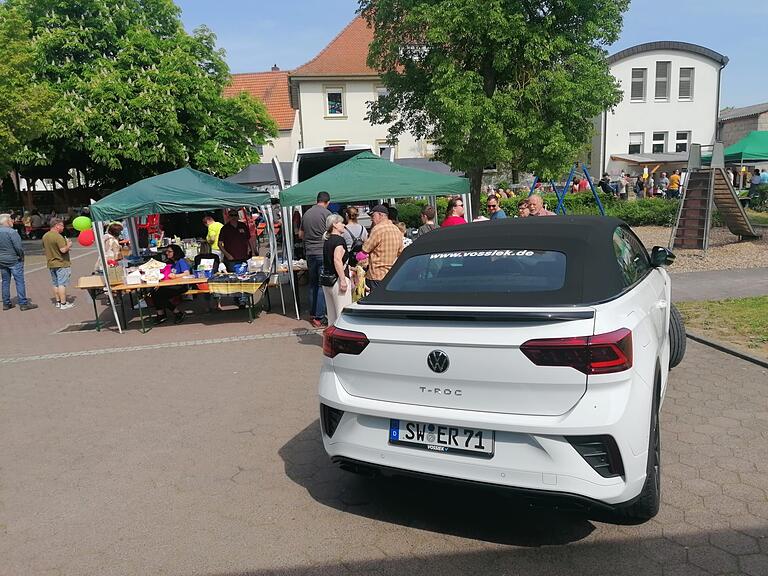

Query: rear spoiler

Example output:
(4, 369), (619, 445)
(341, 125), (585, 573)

(343, 308), (594, 322)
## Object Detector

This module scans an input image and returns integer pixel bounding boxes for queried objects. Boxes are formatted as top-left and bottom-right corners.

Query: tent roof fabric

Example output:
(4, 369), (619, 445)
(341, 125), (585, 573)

(279, 152), (469, 207)
(723, 131), (768, 163)
(90, 167), (270, 222)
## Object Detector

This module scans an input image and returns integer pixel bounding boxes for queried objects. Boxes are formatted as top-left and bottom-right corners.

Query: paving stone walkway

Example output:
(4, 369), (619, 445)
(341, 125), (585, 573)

(0, 336), (766, 575)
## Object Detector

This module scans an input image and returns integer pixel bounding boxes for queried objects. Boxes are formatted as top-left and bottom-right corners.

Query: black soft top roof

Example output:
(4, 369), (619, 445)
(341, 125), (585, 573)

(361, 216), (636, 307)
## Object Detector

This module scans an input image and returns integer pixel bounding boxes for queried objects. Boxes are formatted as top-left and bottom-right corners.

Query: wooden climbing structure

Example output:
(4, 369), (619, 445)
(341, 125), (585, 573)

(670, 166), (761, 251)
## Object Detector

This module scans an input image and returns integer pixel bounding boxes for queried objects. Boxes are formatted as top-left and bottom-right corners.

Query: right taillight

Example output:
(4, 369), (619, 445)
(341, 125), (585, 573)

(521, 328), (632, 375)
(323, 326), (369, 358)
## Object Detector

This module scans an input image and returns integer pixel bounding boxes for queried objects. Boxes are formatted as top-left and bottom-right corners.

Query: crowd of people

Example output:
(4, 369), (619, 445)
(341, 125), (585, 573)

(299, 189), (560, 327)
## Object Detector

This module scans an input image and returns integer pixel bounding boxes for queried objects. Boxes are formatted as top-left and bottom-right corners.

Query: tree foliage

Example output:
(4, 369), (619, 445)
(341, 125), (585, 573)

(7, 0), (277, 188)
(359, 0), (629, 204)
(0, 5), (55, 175)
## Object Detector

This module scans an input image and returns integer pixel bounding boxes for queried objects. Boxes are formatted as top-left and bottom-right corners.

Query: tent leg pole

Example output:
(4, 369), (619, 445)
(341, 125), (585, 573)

(283, 207), (300, 320)
(265, 204), (285, 315)
(90, 207), (122, 334)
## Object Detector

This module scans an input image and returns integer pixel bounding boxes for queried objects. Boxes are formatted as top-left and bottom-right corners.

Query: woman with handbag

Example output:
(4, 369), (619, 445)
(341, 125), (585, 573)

(321, 214), (352, 327)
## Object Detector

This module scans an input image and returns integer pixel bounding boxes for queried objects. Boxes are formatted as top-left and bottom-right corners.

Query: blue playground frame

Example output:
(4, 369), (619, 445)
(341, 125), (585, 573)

(529, 163), (606, 216)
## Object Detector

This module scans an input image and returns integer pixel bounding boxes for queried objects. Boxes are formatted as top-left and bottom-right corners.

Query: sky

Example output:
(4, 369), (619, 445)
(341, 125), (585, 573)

(176, 0), (765, 109)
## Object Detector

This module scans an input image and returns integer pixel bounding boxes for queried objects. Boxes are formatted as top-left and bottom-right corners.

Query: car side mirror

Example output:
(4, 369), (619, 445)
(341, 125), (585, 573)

(650, 246), (675, 267)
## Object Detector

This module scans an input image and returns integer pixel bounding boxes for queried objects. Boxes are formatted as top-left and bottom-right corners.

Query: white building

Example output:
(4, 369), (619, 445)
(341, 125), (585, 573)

(593, 41), (728, 176)
(289, 17), (430, 159)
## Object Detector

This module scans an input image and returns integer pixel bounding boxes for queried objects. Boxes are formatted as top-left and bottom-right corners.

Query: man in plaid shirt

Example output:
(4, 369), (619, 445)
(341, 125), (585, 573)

(362, 205), (403, 293)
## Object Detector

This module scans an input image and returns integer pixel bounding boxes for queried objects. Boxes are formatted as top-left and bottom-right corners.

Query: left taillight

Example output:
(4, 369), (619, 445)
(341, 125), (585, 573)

(323, 326), (369, 358)
(520, 328), (633, 375)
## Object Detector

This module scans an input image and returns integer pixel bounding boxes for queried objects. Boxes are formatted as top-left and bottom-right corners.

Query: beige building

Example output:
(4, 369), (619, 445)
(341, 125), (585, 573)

(289, 17), (427, 159)
(718, 102), (768, 149)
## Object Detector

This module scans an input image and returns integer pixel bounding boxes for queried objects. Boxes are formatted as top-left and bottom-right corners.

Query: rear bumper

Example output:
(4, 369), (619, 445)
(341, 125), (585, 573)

(319, 365), (655, 506)
(331, 456), (634, 512)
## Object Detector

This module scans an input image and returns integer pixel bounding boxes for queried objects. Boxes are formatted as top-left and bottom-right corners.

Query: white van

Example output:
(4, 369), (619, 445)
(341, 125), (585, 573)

(272, 144), (379, 189)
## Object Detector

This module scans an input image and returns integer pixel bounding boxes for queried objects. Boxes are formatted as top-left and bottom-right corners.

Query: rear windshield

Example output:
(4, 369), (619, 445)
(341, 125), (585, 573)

(384, 250), (567, 294)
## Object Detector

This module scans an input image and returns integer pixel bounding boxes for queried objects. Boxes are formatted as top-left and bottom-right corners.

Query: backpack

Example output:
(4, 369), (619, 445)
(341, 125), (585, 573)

(348, 224), (365, 254)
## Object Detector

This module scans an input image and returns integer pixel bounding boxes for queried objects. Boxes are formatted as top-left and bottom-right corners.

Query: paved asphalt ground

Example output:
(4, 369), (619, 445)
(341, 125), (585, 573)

(1, 242), (767, 575)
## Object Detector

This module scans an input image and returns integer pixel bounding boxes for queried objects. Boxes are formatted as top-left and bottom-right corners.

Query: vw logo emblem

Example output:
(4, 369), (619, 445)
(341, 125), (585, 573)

(427, 350), (450, 374)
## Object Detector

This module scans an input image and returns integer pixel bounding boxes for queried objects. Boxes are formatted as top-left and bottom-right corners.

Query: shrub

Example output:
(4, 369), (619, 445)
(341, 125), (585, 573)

(396, 194), (678, 227)
(750, 184), (768, 212)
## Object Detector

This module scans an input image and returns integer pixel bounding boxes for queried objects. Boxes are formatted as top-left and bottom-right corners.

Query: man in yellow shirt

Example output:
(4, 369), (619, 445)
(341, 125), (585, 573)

(202, 214), (224, 256)
(668, 170), (681, 199)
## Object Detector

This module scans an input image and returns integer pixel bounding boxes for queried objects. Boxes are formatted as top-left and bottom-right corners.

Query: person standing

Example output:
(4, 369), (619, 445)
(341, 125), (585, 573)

(486, 194), (507, 219)
(441, 197), (467, 227)
(361, 204), (403, 293)
(202, 213), (224, 257)
(299, 191), (332, 327)
(0, 214), (37, 311)
(94, 222), (123, 273)
(751, 169), (761, 190)
(634, 176), (645, 199)
(43, 218), (74, 309)
(218, 209), (252, 271)
(417, 206), (438, 236)
(658, 172), (670, 196)
(341, 206), (368, 252)
(668, 170), (681, 199)
(321, 214), (352, 326)
(218, 209), (253, 308)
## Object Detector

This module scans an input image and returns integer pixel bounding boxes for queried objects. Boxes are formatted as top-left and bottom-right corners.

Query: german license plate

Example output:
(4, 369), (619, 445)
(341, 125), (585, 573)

(389, 419), (494, 458)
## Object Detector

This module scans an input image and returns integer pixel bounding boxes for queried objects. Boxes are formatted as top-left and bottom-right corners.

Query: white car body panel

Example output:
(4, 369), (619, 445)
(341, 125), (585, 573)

(319, 225), (673, 510)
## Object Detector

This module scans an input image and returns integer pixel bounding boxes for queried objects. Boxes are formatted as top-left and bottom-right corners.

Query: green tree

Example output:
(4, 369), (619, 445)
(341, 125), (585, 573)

(9, 0), (276, 189)
(0, 5), (55, 176)
(359, 0), (628, 212)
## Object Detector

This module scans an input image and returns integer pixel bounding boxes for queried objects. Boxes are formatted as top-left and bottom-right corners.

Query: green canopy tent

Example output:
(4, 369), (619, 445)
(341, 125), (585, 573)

(702, 131), (768, 166)
(276, 152), (469, 320)
(89, 167), (284, 332)
(90, 166), (270, 221)
(723, 131), (768, 164)
(279, 151), (469, 206)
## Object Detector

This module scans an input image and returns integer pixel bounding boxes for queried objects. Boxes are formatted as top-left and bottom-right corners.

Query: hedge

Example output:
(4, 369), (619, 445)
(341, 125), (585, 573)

(394, 194), (679, 228)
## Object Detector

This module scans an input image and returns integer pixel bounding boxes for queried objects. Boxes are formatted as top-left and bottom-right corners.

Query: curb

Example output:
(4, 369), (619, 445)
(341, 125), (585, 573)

(686, 331), (768, 370)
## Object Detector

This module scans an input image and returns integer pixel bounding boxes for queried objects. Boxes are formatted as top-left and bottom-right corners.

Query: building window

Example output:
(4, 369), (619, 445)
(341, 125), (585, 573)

(655, 62), (671, 100)
(652, 132), (667, 154)
(630, 68), (646, 101)
(679, 68), (695, 100)
(325, 87), (345, 116)
(628, 132), (644, 154)
(375, 86), (389, 101)
(377, 140), (394, 160)
(675, 131), (690, 153)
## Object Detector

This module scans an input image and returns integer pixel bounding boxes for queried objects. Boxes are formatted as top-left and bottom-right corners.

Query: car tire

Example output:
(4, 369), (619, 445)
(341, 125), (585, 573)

(669, 304), (686, 369)
(616, 384), (661, 522)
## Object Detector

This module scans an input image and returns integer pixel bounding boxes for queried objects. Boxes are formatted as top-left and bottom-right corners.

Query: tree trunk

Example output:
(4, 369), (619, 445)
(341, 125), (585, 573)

(467, 166), (483, 218)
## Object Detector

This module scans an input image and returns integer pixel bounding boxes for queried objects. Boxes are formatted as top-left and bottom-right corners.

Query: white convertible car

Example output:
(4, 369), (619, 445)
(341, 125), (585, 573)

(319, 216), (685, 520)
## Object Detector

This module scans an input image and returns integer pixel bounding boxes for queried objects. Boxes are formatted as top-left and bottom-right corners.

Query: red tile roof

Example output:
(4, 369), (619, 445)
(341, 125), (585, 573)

(223, 71), (295, 131)
(292, 17), (377, 77)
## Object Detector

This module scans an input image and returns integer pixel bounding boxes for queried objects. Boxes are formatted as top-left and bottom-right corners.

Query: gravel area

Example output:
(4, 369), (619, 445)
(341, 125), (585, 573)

(633, 225), (768, 273)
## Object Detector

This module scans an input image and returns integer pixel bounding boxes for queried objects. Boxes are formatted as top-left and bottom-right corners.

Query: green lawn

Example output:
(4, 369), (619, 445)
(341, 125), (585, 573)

(746, 209), (768, 227)
(676, 296), (768, 358)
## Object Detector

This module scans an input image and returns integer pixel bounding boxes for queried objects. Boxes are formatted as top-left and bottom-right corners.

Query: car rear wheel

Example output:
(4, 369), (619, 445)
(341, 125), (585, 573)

(669, 304), (686, 369)
(616, 385), (661, 522)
